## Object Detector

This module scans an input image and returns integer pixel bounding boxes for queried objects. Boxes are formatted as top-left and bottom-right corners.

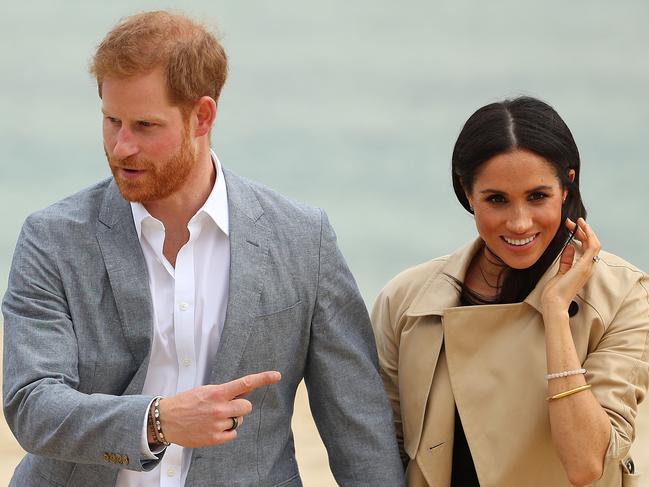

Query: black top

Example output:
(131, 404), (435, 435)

(450, 408), (480, 486)
(449, 275), (487, 485)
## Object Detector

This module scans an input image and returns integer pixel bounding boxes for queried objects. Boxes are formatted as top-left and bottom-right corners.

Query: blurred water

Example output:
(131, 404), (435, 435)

(1, 1), (648, 303)
(1, 1), (647, 305)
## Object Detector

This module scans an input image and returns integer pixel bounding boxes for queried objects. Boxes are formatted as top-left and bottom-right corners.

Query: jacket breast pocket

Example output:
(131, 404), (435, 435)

(246, 299), (308, 369)
(256, 299), (302, 318)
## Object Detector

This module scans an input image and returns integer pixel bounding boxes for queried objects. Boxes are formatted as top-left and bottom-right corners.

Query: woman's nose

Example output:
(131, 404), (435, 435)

(506, 206), (533, 234)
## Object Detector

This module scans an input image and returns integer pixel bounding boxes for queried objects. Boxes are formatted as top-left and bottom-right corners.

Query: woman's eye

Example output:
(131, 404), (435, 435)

(486, 194), (506, 203)
(529, 192), (548, 201)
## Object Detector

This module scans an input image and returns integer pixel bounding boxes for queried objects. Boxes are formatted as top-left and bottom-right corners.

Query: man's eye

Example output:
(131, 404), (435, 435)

(106, 117), (120, 125)
(138, 121), (154, 128)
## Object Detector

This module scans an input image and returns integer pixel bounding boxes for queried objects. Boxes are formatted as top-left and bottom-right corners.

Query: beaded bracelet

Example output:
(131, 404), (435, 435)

(150, 396), (171, 446)
(545, 368), (586, 380)
(147, 408), (158, 446)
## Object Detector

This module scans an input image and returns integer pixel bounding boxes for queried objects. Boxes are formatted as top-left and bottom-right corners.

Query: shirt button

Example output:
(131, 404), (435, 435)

(183, 358), (192, 367)
(167, 468), (175, 477)
(179, 302), (189, 311)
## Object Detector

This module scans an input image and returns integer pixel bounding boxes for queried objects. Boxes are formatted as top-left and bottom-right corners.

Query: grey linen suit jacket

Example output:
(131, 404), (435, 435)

(2, 168), (406, 487)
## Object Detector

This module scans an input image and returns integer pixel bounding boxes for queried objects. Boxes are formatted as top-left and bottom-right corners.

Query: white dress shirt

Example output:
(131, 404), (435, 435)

(116, 152), (230, 487)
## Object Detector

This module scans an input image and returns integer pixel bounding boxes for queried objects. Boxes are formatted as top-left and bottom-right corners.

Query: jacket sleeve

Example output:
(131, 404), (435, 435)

(2, 214), (159, 471)
(371, 286), (408, 467)
(583, 272), (649, 462)
(303, 210), (406, 486)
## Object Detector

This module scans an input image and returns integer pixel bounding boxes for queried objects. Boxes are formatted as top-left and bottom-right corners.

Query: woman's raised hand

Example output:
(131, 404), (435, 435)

(541, 217), (602, 315)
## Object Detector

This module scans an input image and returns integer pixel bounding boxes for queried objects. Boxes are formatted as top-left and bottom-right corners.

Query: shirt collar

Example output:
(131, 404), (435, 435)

(130, 150), (229, 238)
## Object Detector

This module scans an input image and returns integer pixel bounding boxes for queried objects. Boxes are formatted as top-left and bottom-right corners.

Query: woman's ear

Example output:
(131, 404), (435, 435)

(461, 178), (475, 212)
(563, 169), (576, 203)
(464, 191), (475, 212)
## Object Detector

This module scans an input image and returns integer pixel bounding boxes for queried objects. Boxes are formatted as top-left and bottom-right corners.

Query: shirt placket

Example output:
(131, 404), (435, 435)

(160, 220), (201, 487)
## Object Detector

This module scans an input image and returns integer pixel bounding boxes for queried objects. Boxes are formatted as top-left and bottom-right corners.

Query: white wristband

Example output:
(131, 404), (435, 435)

(545, 368), (586, 380)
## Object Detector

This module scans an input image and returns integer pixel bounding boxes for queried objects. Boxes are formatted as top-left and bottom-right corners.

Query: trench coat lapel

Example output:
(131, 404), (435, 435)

(409, 239), (564, 486)
(396, 237), (585, 486)
(398, 241), (480, 463)
(96, 180), (153, 393)
(209, 169), (270, 384)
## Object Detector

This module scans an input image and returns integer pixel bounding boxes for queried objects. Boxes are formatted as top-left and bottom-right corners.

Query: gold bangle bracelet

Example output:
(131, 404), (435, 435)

(546, 384), (592, 401)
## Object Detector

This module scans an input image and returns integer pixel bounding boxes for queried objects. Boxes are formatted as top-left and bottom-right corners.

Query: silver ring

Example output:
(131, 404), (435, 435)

(226, 416), (238, 432)
(592, 255), (600, 263)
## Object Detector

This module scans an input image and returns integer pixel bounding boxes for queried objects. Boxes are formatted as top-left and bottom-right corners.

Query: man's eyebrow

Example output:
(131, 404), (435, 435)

(100, 109), (165, 123)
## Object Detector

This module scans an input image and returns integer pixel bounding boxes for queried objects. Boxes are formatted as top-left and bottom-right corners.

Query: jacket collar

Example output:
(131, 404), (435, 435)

(406, 237), (561, 317)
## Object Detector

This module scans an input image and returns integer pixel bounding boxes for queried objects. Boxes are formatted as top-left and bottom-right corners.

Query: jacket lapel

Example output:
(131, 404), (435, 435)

(209, 169), (270, 384)
(96, 180), (153, 386)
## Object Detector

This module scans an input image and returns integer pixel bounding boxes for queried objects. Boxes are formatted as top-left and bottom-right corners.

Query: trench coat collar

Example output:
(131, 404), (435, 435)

(406, 237), (562, 317)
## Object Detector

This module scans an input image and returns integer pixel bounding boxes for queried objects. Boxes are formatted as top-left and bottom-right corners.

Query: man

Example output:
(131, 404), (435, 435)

(2, 11), (405, 487)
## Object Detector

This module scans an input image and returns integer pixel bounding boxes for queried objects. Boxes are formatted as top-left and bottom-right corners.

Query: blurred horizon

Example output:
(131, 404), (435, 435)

(1, 2), (647, 303)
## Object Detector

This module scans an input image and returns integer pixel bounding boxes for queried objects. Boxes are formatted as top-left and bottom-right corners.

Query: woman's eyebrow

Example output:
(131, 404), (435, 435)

(479, 184), (554, 194)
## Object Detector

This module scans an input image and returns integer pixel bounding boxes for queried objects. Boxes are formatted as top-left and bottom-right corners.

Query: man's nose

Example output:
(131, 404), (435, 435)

(111, 128), (139, 160)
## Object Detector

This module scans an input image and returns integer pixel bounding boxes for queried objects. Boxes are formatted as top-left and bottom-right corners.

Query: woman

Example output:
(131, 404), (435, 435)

(372, 97), (648, 487)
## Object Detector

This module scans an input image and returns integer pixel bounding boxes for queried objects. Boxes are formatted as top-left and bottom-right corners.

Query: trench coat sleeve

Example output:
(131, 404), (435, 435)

(2, 214), (156, 471)
(371, 285), (408, 467)
(583, 273), (649, 461)
(304, 211), (405, 486)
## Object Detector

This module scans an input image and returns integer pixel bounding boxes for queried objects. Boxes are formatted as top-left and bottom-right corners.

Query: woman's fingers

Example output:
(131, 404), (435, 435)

(565, 217), (587, 242)
(565, 218), (600, 249)
(557, 243), (575, 275)
(575, 218), (601, 261)
(562, 218), (601, 280)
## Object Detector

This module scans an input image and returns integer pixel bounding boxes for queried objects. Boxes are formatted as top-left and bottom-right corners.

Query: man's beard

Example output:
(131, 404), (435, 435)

(107, 129), (196, 203)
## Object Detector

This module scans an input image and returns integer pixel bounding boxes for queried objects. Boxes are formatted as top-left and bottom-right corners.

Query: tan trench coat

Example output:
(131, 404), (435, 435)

(372, 239), (649, 487)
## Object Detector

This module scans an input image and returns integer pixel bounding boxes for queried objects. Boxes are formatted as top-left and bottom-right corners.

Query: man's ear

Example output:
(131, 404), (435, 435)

(192, 96), (217, 137)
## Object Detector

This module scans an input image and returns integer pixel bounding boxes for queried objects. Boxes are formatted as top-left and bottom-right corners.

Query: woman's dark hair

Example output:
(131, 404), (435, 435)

(452, 96), (587, 304)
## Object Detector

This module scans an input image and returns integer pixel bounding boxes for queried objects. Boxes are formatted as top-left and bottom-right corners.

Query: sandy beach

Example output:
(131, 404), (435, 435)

(1, 329), (648, 486)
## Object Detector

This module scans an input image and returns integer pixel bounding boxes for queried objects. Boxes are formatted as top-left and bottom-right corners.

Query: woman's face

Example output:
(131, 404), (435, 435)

(465, 149), (571, 270)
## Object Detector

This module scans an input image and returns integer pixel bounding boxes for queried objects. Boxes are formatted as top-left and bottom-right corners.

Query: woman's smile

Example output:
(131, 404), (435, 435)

(501, 233), (539, 247)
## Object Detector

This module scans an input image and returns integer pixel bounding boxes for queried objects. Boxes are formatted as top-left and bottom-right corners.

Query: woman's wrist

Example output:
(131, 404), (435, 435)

(542, 306), (570, 323)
